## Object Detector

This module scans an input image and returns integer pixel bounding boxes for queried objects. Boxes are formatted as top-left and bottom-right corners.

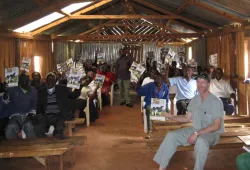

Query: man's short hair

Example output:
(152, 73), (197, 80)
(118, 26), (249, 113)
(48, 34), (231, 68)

(195, 73), (211, 82)
(19, 73), (30, 82)
(46, 72), (56, 80)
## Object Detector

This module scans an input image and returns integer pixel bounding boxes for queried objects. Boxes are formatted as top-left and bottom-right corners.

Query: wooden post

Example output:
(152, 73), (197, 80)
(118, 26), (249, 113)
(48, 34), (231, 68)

(59, 155), (63, 170)
(169, 94), (176, 115)
(67, 124), (73, 137)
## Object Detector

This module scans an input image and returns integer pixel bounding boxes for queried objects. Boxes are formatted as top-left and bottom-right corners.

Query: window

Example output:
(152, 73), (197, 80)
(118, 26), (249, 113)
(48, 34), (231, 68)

(61, 2), (93, 14)
(34, 56), (41, 73)
(188, 47), (192, 60)
(14, 12), (64, 33)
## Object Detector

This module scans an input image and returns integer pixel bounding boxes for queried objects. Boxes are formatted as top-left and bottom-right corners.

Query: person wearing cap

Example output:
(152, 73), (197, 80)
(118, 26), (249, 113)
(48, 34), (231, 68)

(154, 73), (224, 170)
(115, 48), (133, 107)
(209, 68), (236, 115)
(165, 64), (198, 115)
(34, 72), (81, 139)
(2, 73), (37, 139)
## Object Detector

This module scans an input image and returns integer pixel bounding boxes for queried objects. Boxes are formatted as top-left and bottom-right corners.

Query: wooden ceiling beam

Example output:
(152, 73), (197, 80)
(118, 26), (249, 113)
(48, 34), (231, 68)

(31, 0), (112, 36)
(193, 0), (245, 23)
(0, 32), (51, 40)
(4, 0), (97, 29)
(175, 0), (191, 14)
(69, 15), (180, 20)
(77, 20), (117, 36)
(56, 33), (202, 40)
(134, 0), (216, 29)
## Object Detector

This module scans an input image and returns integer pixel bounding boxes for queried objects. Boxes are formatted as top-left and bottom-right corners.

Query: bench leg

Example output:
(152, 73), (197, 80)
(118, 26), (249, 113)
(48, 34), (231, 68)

(45, 156), (50, 170)
(59, 155), (63, 170)
(67, 124), (73, 137)
(71, 147), (76, 166)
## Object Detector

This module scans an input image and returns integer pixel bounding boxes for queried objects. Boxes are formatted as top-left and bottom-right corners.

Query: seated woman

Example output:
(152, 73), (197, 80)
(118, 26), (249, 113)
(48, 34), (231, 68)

(30, 71), (45, 90)
(74, 71), (99, 123)
(136, 71), (169, 139)
(96, 63), (115, 106)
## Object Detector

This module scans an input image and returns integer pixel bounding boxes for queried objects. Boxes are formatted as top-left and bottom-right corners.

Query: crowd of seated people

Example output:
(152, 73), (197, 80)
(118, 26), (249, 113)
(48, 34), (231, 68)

(0, 60), (116, 140)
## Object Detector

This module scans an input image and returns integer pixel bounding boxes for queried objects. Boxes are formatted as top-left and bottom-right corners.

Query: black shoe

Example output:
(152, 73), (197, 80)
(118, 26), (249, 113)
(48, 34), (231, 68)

(126, 103), (133, 108)
(55, 133), (67, 140)
(120, 101), (126, 106)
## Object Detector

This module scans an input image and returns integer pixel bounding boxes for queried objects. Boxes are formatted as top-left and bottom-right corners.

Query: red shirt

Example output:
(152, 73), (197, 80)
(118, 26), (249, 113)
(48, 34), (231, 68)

(96, 70), (115, 86)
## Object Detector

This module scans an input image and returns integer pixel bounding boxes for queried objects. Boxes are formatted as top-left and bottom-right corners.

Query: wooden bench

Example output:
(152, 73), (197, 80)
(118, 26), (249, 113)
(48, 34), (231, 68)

(65, 118), (85, 136)
(0, 136), (86, 170)
(147, 135), (246, 152)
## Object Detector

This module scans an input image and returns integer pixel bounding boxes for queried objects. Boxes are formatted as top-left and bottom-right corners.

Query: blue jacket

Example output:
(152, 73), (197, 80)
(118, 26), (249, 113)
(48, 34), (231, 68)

(2, 86), (37, 116)
(0, 95), (11, 118)
(136, 82), (169, 109)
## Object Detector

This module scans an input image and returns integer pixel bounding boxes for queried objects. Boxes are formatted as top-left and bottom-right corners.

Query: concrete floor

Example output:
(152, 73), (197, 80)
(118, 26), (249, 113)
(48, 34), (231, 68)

(0, 92), (245, 170)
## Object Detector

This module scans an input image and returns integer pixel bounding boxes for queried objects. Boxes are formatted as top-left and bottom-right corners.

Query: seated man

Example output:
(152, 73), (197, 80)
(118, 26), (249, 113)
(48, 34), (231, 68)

(96, 63), (115, 106)
(236, 152), (250, 170)
(166, 65), (198, 115)
(76, 71), (99, 122)
(136, 72), (169, 138)
(3, 73), (37, 139)
(154, 73), (224, 170)
(35, 72), (81, 139)
(210, 68), (236, 115)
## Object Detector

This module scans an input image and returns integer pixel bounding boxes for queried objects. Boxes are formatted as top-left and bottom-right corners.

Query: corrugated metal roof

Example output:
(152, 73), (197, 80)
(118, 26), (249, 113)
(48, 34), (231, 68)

(0, 0), (249, 38)
(0, 0), (39, 25)
(206, 0), (250, 17)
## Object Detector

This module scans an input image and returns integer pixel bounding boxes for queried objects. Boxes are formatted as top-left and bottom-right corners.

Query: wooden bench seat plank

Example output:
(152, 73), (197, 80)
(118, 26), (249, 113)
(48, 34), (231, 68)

(147, 137), (244, 152)
(0, 136), (86, 146)
(65, 118), (85, 124)
(0, 136), (86, 158)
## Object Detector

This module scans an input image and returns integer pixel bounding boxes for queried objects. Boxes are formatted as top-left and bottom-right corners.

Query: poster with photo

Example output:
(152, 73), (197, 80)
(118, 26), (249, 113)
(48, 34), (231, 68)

(94, 74), (105, 87)
(66, 58), (74, 68)
(5, 67), (19, 87)
(20, 57), (31, 72)
(67, 68), (83, 89)
(129, 62), (146, 83)
(150, 98), (167, 121)
(97, 53), (105, 65)
(209, 53), (218, 67)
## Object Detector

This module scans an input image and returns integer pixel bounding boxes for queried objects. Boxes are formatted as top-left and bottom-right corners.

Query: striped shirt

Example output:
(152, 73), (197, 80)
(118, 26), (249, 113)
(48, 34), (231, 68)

(45, 92), (60, 115)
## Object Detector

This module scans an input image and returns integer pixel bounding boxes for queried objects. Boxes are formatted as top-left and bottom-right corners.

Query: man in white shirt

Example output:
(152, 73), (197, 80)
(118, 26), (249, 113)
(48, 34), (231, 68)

(210, 68), (236, 115)
(166, 66), (198, 115)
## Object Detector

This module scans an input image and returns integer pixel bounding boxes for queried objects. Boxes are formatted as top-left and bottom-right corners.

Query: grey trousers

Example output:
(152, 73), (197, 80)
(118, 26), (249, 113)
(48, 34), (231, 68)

(5, 115), (36, 139)
(153, 127), (220, 170)
(118, 79), (131, 104)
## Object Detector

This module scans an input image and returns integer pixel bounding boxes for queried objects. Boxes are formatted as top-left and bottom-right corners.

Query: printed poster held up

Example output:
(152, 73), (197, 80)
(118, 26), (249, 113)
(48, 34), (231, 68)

(150, 98), (167, 121)
(20, 57), (31, 72)
(67, 68), (83, 89)
(95, 74), (105, 87)
(5, 67), (19, 87)
(129, 62), (146, 83)
(209, 54), (218, 67)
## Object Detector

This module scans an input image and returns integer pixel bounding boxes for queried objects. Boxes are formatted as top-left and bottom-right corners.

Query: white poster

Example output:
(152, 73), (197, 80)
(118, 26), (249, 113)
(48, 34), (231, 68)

(5, 67), (19, 87)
